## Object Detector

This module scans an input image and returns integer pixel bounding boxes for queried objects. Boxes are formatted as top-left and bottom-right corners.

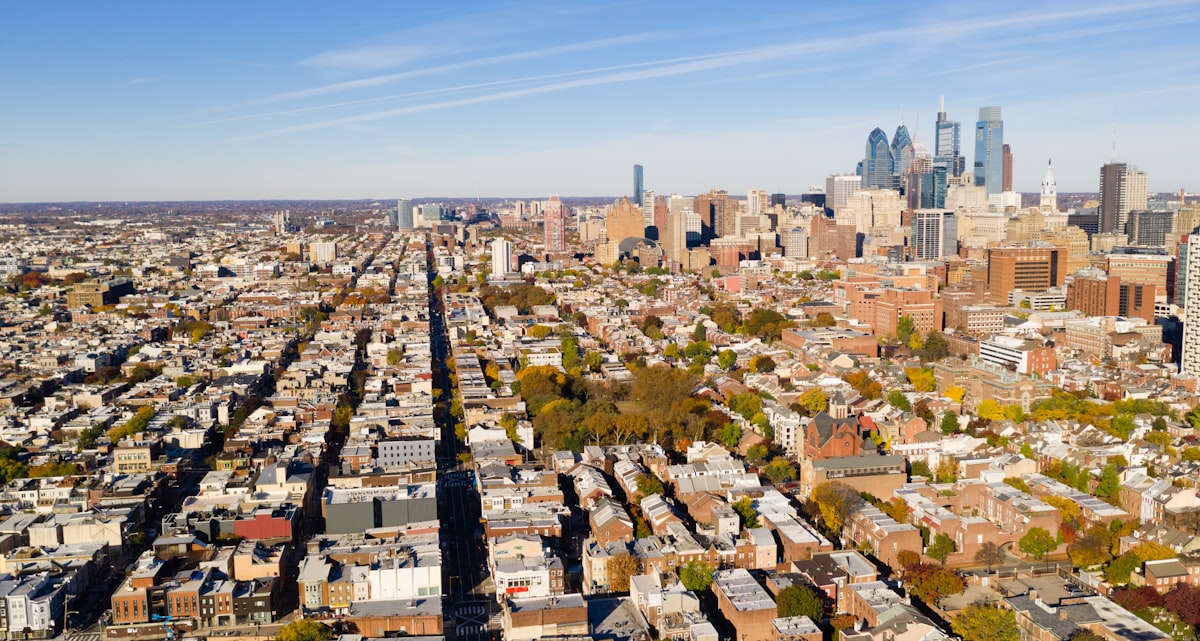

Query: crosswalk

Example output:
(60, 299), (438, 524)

(458, 624), (486, 634)
(67, 634), (101, 641)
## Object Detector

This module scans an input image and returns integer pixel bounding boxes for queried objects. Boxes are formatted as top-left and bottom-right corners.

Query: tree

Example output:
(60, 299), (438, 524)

(776, 584), (825, 619)
(952, 605), (1019, 641)
(693, 323), (707, 343)
(940, 412), (960, 434)
(975, 542), (1003, 573)
(905, 367), (936, 392)
(718, 422), (742, 448)
(762, 457), (796, 484)
(1163, 584), (1200, 626)
(906, 563), (965, 602)
(884, 497), (909, 523)
(749, 354), (776, 373)
(728, 392), (763, 420)
(1067, 530), (1112, 567)
(746, 444), (770, 467)
(927, 533), (956, 566)
(1018, 527), (1056, 561)
(1094, 463), (1120, 503)
(829, 614), (858, 630)
(718, 350), (738, 371)
(1110, 585), (1163, 612)
(896, 550), (921, 569)
(527, 324), (552, 339)
(813, 312), (837, 327)
(731, 497), (760, 529)
(276, 620), (334, 641)
(679, 559), (713, 592)
(811, 482), (861, 531)
(945, 385), (966, 404)
(797, 388), (828, 414)
(896, 315), (916, 343)
(1069, 632), (1105, 641)
(635, 474), (664, 498)
(608, 553), (643, 592)
(976, 399), (1006, 421)
(888, 390), (911, 412)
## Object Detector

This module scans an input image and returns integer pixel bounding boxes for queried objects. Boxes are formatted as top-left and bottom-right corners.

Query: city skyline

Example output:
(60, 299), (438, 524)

(3, 0), (1200, 201)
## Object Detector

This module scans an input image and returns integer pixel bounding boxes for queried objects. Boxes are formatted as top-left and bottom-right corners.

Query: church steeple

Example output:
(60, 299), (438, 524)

(1040, 158), (1057, 212)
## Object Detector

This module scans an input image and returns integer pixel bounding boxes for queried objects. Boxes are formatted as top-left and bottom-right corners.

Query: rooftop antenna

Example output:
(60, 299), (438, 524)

(1111, 111), (1118, 163)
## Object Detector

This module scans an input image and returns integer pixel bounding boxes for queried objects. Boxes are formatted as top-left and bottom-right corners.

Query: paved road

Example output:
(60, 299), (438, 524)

(429, 249), (496, 641)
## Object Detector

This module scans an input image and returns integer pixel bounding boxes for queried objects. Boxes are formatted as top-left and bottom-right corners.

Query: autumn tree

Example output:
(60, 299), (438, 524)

(762, 457), (796, 485)
(1163, 584), (1200, 626)
(276, 620), (334, 641)
(811, 482), (862, 532)
(608, 553), (643, 593)
(797, 388), (828, 414)
(952, 605), (1019, 641)
(635, 474), (664, 498)
(1067, 529), (1112, 567)
(905, 563), (965, 603)
(718, 350), (738, 371)
(745, 444), (770, 467)
(731, 497), (760, 529)
(718, 422), (742, 448)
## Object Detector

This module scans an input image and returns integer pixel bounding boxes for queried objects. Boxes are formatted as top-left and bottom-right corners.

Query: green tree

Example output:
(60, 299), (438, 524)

(718, 350), (737, 371)
(952, 605), (1019, 641)
(888, 390), (911, 412)
(1094, 463), (1120, 503)
(927, 533), (956, 566)
(679, 559), (713, 592)
(749, 354), (777, 373)
(1020, 442), (1034, 459)
(745, 443), (770, 467)
(940, 412), (960, 434)
(896, 315), (916, 343)
(776, 584), (825, 619)
(718, 422), (742, 448)
(276, 620), (334, 641)
(1018, 527), (1057, 561)
(728, 392), (763, 420)
(731, 497), (760, 529)
(762, 457), (796, 485)
(693, 323), (706, 342)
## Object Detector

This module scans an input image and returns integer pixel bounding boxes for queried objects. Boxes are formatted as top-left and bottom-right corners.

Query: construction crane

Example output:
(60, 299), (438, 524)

(150, 614), (177, 641)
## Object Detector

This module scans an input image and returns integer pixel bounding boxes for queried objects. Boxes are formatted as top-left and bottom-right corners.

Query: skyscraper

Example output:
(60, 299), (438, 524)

(491, 238), (512, 280)
(543, 195), (566, 252)
(974, 106), (1004, 195)
(1039, 161), (1057, 211)
(825, 174), (862, 211)
(863, 128), (894, 190)
(891, 125), (914, 181)
(1182, 234), (1200, 375)
(633, 164), (644, 207)
(1002, 144), (1013, 192)
(1099, 163), (1148, 233)
(606, 196), (645, 245)
(911, 210), (958, 260)
(934, 97), (965, 177)
(397, 198), (413, 230)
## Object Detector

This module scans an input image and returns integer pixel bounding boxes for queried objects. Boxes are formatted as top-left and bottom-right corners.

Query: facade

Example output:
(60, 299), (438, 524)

(934, 98), (964, 177)
(309, 242), (336, 265)
(825, 174), (862, 211)
(607, 196), (647, 246)
(397, 199), (413, 230)
(973, 106), (1004, 195)
(986, 245), (1067, 304)
(633, 165), (644, 206)
(910, 210), (957, 260)
(863, 128), (894, 190)
(542, 196), (566, 253)
(1002, 144), (1013, 192)
(1182, 234), (1200, 375)
(1099, 162), (1149, 233)
(491, 238), (513, 280)
(1125, 210), (1173, 247)
(891, 125), (913, 180)
(978, 336), (1057, 376)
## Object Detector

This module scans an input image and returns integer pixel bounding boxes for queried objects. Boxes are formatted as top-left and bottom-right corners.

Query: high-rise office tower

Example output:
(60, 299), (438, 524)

(397, 199), (414, 230)
(974, 106), (1004, 195)
(911, 210), (958, 260)
(863, 128), (894, 190)
(491, 238), (512, 280)
(633, 164), (644, 207)
(1099, 162), (1149, 233)
(826, 174), (862, 211)
(986, 245), (1067, 304)
(770, 193), (787, 209)
(892, 125), (914, 181)
(1183, 235), (1200, 375)
(1002, 144), (1013, 192)
(607, 196), (646, 245)
(934, 97), (965, 177)
(1125, 210), (1174, 247)
(1039, 161), (1057, 211)
(664, 207), (688, 264)
(641, 190), (656, 226)
(274, 210), (292, 234)
(543, 195), (566, 252)
(747, 189), (769, 217)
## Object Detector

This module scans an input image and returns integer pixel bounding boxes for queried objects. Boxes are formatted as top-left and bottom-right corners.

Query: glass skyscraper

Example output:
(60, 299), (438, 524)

(863, 127), (894, 190)
(974, 106), (1004, 195)
(633, 164), (644, 207)
(891, 125), (913, 179)
(934, 98), (964, 177)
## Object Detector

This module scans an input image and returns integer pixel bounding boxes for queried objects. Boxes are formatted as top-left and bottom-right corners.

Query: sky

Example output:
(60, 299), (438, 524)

(2, 0), (1200, 202)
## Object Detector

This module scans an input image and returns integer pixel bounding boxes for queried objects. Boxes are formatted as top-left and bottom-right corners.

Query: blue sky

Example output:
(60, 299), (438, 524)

(2, 0), (1199, 201)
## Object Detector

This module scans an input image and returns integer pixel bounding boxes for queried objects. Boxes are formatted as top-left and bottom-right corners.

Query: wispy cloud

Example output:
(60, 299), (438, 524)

(127, 76), (166, 85)
(227, 0), (1200, 140)
(302, 44), (437, 70)
(929, 56), (1027, 77)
